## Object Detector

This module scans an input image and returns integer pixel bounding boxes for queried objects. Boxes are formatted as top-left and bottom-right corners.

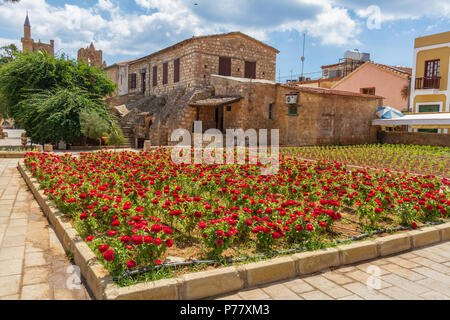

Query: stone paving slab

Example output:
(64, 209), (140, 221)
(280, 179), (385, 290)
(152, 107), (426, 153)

(216, 241), (450, 300)
(0, 159), (91, 300)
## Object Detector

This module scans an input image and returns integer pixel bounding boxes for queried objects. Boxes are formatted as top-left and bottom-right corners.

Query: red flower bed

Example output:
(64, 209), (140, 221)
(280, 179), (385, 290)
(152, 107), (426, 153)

(24, 149), (449, 277)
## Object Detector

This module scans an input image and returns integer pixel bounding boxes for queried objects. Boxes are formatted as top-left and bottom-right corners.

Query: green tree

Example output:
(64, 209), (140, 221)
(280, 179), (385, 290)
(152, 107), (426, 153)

(0, 44), (18, 67)
(80, 111), (109, 147)
(16, 88), (111, 145)
(0, 51), (116, 119)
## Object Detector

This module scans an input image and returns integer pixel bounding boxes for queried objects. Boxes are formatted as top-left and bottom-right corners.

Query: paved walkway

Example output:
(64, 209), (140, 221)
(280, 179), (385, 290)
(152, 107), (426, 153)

(0, 159), (91, 300)
(216, 241), (450, 300)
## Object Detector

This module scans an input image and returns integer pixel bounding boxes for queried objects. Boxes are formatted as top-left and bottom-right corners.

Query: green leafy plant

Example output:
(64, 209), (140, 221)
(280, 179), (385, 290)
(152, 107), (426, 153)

(80, 110), (110, 147)
(106, 123), (126, 149)
(16, 88), (111, 145)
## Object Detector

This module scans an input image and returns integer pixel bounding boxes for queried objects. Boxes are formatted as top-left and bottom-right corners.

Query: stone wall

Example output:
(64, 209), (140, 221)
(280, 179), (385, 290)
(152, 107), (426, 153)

(210, 76), (381, 146)
(378, 131), (450, 147)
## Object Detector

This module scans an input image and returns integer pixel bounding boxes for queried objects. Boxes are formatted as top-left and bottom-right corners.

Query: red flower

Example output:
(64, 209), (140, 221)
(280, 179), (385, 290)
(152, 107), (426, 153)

(411, 222), (418, 229)
(79, 213), (88, 220)
(112, 220), (121, 227)
(131, 235), (143, 245)
(306, 224), (314, 231)
(126, 260), (136, 269)
(165, 239), (174, 248)
(103, 249), (114, 261)
(155, 259), (162, 266)
(120, 236), (131, 244)
(153, 238), (162, 245)
(272, 232), (280, 239)
(85, 235), (94, 242)
(144, 236), (153, 244)
(107, 230), (118, 237)
(99, 244), (109, 253)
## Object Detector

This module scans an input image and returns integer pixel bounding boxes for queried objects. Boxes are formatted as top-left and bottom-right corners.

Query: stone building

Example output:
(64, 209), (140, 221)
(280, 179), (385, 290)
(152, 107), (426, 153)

(187, 75), (382, 146)
(77, 43), (106, 69)
(105, 32), (279, 97)
(21, 13), (54, 55)
(107, 32), (382, 147)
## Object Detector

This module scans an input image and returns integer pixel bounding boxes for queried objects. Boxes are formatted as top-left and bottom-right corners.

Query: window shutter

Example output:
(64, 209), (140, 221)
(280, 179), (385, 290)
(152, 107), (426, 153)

(163, 62), (168, 85)
(174, 58), (180, 83)
(245, 61), (256, 79)
(153, 66), (157, 87)
(219, 57), (231, 76)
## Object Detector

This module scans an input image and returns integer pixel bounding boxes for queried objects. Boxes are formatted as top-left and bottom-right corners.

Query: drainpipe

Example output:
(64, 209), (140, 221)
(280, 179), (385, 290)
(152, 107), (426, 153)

(407, 76), (411, 112)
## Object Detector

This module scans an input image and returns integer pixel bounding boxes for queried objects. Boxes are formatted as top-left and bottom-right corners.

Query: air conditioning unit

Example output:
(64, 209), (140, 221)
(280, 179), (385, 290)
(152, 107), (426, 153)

(286, 94), (298, 104)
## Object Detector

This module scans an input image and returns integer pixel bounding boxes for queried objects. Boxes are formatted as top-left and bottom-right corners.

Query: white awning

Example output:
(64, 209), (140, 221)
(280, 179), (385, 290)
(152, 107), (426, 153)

(372, 113), (450, 128)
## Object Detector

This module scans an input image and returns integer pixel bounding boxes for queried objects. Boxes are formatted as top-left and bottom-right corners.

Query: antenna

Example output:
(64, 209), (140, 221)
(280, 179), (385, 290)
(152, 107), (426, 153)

(300, 33), (306, 78)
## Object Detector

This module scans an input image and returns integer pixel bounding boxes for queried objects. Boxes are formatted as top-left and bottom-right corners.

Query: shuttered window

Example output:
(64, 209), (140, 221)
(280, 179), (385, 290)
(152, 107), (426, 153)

(174, 58), (180, 83)
(219, 57), (231, 76)
(245, 61), (256, 79)
(129, 73), (137, 89)
(163, 62), (168, 85)
(152, 66), (157, 87)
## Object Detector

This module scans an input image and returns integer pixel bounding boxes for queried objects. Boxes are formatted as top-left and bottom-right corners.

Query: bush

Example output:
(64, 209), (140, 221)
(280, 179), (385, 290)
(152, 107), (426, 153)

(80, 111), (110, 146)
(106, 123), (126, 148)
(0, 51), (116, 121)
(16, 88), (111, 145)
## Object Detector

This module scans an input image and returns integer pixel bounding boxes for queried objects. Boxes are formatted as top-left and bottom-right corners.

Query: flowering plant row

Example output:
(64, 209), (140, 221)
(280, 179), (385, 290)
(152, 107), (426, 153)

(24, 149), (449, 277)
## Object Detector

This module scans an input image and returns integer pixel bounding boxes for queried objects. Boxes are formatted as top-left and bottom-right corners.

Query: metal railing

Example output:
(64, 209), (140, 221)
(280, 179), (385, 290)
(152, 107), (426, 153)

(415, 76), (441, 89)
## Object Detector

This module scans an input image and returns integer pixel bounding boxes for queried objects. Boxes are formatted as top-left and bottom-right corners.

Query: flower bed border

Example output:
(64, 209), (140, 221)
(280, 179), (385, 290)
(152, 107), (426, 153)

(0, 152), (27, 158)
(18, 160), (450, 300)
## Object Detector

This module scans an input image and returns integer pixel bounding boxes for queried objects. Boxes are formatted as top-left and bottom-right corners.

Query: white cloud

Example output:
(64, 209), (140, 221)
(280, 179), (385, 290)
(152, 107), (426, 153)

(334, 0), (450, 22)
(0, 0), (446, 65)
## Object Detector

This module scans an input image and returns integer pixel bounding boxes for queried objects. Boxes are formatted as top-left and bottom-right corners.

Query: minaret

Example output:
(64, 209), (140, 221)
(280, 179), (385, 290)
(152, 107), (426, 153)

(24, 12), (31, 39)
(21, 12), (33, 52)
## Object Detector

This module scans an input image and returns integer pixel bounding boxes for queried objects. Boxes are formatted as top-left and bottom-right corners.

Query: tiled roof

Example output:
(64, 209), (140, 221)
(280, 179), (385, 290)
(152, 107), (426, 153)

(370, 62), (411, 77)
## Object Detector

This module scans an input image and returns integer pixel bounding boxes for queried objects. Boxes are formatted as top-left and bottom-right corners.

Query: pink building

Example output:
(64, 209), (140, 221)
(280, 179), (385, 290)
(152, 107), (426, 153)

(332, 62), (411, 111)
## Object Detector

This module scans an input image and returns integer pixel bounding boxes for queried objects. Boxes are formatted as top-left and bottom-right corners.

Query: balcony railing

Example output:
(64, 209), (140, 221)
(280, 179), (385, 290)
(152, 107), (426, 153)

(415, 76), (441, 90)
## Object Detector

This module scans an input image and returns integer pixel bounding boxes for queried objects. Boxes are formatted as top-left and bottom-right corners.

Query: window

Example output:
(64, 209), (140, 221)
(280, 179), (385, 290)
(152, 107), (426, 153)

(425, 60), (440, 78)
(226, 105), (232, 112)
(174, 58), (180, 83)
(141, 71), (146, 93)
(268, 103), (274, 120)
(418, 104), (440, 133)
(361, 87), (375, 95)
(163, 62), (168, 85)
(152, 66), (157, 87)
(245, 61), (256, 79)
(219, 57), (231, 76)
(418, 104), (440, 113)
(288, 105), (298, 116)
(129, 73), (137, 89)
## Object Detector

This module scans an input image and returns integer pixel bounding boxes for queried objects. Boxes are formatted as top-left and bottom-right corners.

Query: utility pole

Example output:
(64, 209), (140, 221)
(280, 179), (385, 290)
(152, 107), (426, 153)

(300, 33), (306, 79)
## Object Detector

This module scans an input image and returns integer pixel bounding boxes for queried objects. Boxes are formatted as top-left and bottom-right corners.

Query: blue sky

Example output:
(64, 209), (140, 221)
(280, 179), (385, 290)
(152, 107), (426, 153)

(1, 0), (449, 81)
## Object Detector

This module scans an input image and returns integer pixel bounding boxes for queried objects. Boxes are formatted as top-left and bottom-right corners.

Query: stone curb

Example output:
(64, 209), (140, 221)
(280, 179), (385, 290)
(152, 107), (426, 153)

(0, 152), (27, 158)
(18, 161), (450, 300)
